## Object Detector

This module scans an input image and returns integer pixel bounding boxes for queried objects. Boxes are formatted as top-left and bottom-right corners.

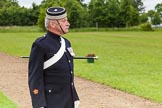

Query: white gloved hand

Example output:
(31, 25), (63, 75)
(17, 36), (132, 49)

(75, 100), (80, 108)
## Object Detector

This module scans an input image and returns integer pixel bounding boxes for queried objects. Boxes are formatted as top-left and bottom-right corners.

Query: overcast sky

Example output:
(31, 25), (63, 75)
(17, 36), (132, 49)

(18, 0), (162, 12)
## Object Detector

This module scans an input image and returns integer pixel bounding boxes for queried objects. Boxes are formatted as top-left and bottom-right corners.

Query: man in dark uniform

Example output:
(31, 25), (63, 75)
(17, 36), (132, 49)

(28, 7), (79, 108)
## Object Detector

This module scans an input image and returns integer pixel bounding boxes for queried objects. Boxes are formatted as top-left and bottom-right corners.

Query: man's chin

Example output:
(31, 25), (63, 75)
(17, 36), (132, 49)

(65, 30), (69, 33)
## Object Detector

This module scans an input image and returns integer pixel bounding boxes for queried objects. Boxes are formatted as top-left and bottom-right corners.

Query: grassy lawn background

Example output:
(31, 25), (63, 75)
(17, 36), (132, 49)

(0, 31), (162, 106)
(0, 92), (18, 108)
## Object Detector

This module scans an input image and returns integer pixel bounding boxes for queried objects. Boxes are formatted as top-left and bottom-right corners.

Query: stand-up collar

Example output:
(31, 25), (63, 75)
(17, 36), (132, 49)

(46, 31), (61, 40)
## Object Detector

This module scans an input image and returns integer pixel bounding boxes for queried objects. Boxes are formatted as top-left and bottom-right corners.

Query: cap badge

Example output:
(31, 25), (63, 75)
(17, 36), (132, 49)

(54, 9), (58, 12)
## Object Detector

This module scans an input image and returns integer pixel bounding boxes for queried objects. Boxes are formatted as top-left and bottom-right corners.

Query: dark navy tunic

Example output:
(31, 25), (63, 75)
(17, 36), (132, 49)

(28, 31), (79, 108)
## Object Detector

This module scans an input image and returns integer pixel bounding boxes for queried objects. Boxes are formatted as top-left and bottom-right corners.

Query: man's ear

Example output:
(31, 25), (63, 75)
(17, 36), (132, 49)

(49, 20), (56, 28)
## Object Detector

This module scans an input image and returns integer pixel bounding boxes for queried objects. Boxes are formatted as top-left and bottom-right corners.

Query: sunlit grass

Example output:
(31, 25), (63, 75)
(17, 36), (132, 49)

(0, 92), (18, 108)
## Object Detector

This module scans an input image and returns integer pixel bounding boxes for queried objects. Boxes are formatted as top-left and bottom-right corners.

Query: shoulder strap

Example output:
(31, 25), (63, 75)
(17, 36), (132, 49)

(43, 37), (65, 70)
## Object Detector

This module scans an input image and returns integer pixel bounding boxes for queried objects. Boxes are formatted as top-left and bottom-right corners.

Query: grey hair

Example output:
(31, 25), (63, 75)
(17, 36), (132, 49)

(45, 18), (59, 30)
(45, 18), (50, 30)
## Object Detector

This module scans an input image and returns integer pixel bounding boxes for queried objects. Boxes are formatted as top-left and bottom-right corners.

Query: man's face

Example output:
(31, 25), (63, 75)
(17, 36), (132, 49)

(49, 17), (70, 35)
(57, 17), (70, 34)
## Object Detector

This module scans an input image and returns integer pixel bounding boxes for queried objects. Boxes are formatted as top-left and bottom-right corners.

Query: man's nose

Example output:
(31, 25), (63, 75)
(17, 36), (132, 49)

(67, 21), (70, 26)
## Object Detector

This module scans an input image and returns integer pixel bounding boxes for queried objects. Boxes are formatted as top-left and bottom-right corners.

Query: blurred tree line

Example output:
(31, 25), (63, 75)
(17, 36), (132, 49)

(0, 0), (40, 26)
(0, 0), (162, 28)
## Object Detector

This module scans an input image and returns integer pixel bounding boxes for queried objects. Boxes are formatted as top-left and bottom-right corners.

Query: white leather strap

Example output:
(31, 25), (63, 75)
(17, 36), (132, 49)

(43, 37), (65, 70)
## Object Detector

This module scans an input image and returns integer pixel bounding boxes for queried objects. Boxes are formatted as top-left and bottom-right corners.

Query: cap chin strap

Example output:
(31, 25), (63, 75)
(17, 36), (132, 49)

(56, 20), (65, 34)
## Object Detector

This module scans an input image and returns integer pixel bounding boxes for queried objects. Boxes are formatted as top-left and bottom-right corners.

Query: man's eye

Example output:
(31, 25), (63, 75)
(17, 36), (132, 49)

(61, 18), (68, 22)
(62, 19), (66, 22)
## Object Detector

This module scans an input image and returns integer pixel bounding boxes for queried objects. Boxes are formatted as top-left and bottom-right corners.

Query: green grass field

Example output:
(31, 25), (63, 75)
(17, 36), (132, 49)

(0, 31), (162, 107)
(0, 92), (18, 108)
